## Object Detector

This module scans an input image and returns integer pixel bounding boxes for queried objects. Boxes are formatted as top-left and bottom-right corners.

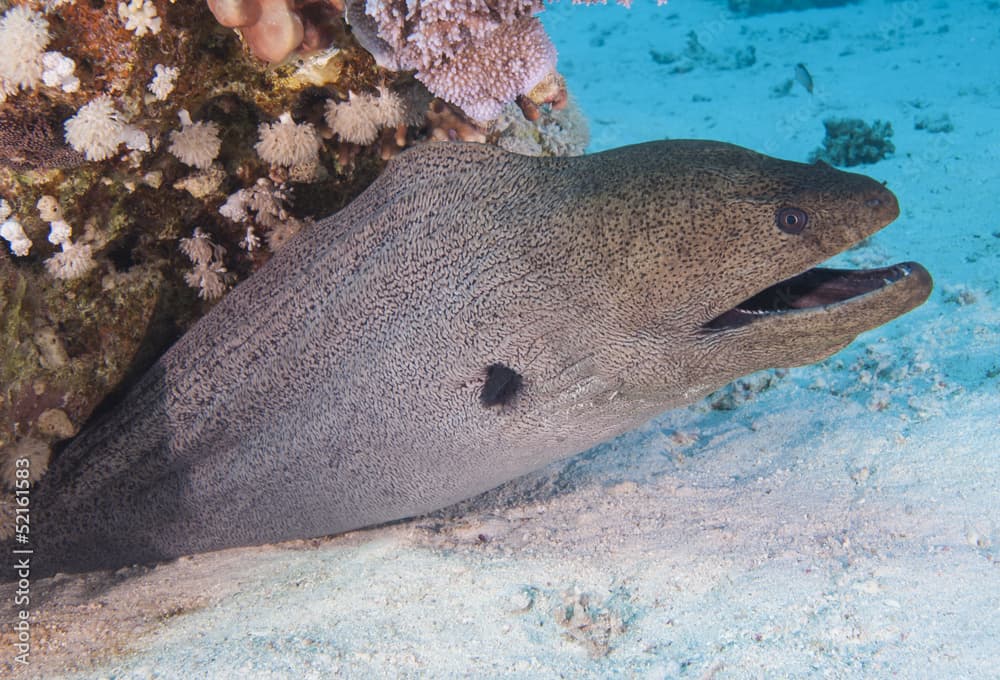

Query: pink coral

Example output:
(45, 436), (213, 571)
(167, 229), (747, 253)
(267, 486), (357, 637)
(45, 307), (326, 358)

(207, 0), (302, 62)
(416, 17), (556, 121)
(347, 0), (557, 121)
(206, 0), (341, 62)
(204, 0), (563, 120)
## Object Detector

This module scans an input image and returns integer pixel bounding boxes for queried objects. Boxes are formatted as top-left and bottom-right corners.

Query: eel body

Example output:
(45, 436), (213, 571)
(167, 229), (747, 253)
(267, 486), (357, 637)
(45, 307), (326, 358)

(10, 141), (932, 577)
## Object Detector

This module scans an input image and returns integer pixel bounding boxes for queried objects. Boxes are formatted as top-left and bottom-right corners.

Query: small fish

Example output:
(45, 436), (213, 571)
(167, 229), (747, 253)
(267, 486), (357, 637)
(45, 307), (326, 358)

(794, 62), (814, 94)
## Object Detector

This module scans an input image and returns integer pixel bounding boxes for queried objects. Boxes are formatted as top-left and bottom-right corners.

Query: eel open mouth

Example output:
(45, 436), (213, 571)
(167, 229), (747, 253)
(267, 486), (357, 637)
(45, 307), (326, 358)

(703, 263), (922, 330)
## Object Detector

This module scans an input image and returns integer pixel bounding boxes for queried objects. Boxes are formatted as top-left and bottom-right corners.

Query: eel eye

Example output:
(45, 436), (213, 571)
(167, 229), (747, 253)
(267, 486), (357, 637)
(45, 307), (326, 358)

(776, 207), (809, 234)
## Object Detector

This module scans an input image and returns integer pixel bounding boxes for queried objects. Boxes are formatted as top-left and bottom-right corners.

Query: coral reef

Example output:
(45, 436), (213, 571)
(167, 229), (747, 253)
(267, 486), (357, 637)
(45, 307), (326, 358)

(0, 253), (165, 468)
(809, 118), (895, 167)
(0, 0), (592, 466)
(0, 0), (383, 455)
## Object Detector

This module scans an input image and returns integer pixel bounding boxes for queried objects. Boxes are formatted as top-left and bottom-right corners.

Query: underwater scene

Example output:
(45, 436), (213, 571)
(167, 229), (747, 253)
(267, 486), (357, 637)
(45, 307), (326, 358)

(0, 0), (998, 677)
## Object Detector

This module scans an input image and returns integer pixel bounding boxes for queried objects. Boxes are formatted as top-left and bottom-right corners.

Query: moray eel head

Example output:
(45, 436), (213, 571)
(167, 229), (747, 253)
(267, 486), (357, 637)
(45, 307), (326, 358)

(528, 141), (932, 419)
(693, 152), (932, 372)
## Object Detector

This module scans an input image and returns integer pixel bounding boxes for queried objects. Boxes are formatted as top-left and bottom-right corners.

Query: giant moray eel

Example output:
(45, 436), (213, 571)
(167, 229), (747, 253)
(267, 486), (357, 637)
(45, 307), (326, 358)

(6, 141), (932, 578)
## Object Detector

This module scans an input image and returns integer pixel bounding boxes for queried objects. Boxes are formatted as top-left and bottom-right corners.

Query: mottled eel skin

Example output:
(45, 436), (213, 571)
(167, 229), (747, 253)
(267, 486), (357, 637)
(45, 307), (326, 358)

(9, 141), (932, 578)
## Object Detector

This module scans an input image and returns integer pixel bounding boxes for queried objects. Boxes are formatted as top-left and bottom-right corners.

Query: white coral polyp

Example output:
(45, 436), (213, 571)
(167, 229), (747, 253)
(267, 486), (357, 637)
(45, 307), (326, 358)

(64, 96), (127, 161)
(325, 97), (378, 145)
(240, 226), (261, 252)
(185, 260), (228, 300)
(169, 111), (222, 169)
(36, 195), (63, 222)
(325, 88), (404, 145)
(255, 113), (321, 167)
(45, 243), (96, 280)
(179, 227), (219, 265)
(372, 86), (405, 127)
(47, 220), (72, 246)
(1, 219), (32, 257)
(148, 63), (179, 100)
(118, 0), (162, 37)
(0, 6), (51, 95)
(120, 126), (151, 153)
(64, 96), (149, 161)
(41, 51), (79, 93)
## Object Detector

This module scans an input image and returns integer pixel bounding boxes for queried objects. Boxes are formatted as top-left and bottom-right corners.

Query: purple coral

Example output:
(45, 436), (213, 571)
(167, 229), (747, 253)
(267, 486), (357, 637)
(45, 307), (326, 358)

(346, 0), (558, 121)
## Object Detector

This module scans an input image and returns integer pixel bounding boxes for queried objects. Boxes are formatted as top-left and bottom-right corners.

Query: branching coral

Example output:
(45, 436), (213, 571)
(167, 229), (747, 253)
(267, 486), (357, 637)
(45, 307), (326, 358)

(180, 228), (231, 300)
(118, 0), (162, 37)
(219, 178), (303, 251)
(148, 63), (179, 100)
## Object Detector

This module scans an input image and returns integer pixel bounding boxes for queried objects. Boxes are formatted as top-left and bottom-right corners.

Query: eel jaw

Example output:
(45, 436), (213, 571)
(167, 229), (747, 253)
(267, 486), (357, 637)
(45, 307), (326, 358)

(702, 262), (933, 332)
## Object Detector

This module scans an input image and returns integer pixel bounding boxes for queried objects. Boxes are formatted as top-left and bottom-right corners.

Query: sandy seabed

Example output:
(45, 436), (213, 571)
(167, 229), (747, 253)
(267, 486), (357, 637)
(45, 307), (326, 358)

(2, 0), (998, 677)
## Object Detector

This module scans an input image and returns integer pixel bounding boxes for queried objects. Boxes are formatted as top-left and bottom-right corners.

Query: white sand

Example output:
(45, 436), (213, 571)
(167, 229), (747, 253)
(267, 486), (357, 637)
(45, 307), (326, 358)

(3, 1), (998, 677)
